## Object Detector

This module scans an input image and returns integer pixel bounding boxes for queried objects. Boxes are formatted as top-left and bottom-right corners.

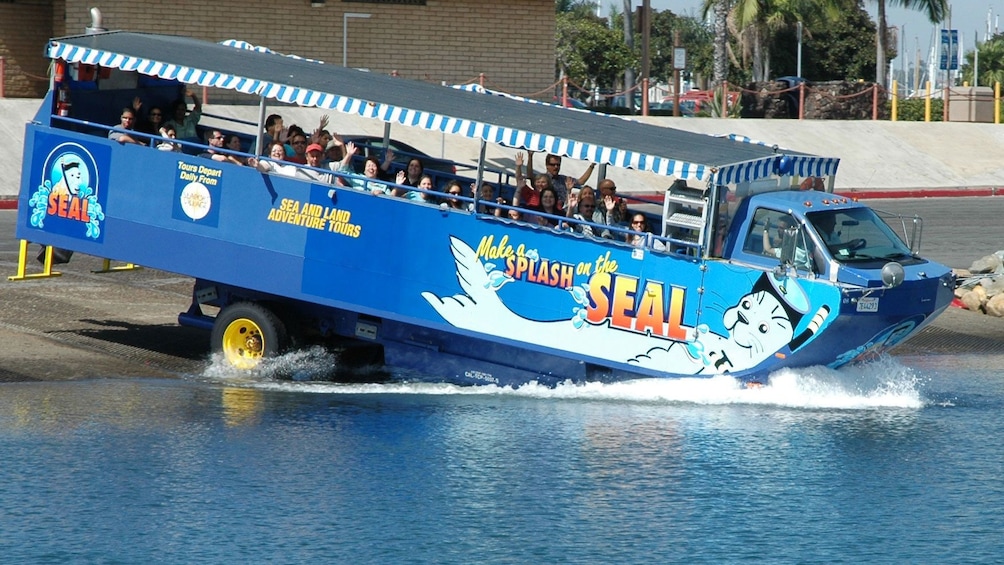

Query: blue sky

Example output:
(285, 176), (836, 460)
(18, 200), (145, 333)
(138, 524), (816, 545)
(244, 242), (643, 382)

(597, 1), (1000, 69)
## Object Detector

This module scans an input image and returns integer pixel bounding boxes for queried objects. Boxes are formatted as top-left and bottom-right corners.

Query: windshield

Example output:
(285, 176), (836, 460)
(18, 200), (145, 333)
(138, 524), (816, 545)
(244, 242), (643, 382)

(807, 208), (913, 263)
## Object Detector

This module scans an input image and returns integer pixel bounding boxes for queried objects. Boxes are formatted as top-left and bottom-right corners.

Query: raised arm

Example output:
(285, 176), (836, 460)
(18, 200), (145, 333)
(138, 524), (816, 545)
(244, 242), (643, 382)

(340, 142), (358, 169)
(187, 90), (202, 114)
(565, 190), (579, 218)
(576, 162), (596, 186)
(311, 114), (330, 144)
(381, 147), (395, 172)
(762, 221), (773, 254)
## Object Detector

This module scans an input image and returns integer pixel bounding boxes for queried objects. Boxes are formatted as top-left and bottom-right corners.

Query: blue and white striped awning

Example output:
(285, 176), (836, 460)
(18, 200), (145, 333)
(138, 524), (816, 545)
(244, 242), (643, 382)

(48, 32), (840, 186)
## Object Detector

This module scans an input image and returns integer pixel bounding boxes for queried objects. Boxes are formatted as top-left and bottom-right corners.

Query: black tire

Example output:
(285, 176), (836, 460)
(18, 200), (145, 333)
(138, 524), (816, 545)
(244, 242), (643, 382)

(211, 302), (289, 370)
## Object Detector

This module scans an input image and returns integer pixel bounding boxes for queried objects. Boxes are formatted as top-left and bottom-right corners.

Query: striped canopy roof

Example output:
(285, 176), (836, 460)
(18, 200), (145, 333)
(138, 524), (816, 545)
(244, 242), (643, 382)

(48, 31), (840, 186)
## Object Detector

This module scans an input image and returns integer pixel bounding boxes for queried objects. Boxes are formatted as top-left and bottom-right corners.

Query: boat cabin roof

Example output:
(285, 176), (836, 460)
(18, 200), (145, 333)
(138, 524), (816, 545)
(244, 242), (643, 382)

(48, 31), (840, 186)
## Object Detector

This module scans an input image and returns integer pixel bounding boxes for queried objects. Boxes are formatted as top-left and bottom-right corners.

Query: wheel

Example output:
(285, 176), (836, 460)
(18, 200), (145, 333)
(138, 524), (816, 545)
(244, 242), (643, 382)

(211, 302), (289, 370)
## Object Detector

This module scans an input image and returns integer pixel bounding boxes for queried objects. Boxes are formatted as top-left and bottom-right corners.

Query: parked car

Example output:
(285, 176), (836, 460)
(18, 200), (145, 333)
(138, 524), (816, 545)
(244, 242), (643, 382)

(649, 100), (696, 116)
(340, 134), (457, 176)
(552, 96), (588, 109)
(661, 90), (739, 116)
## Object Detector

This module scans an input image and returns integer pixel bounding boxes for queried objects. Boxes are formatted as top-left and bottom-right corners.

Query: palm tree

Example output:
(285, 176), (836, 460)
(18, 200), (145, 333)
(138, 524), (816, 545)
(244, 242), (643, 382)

(704, 0), (836, 83)
(961, 35), (1004, 86)
(711, 0), (731, 85)
(873, 0), (947, 88)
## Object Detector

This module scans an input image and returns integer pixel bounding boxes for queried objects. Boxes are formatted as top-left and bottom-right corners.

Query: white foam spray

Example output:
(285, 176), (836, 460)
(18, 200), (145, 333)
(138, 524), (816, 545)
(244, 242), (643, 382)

(200, 349), (926, 409)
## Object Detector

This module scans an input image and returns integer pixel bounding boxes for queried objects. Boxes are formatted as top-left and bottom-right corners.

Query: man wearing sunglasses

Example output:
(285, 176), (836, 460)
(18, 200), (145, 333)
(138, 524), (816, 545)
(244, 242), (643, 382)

(199, 128), (245, 166)
(525, 150), (596, 208)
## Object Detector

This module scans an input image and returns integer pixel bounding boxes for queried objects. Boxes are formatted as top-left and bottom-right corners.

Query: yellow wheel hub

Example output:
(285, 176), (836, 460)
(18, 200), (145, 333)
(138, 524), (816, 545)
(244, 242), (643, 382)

(221, 318), (266, 370)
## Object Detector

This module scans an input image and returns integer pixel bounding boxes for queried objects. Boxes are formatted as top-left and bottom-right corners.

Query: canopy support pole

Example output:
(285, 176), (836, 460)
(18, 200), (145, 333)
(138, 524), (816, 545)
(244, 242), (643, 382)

(473, 139), (487, 210)
(255, 96), (267, 155)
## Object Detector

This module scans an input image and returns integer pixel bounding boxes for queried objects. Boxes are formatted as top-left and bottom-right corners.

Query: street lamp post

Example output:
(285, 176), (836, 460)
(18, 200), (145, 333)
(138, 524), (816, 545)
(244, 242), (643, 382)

(343, 12), (371, 68)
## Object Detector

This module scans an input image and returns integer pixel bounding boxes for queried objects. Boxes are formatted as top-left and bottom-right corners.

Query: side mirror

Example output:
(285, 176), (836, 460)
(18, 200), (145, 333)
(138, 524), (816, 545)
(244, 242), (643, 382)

(778, 226), (798, 266)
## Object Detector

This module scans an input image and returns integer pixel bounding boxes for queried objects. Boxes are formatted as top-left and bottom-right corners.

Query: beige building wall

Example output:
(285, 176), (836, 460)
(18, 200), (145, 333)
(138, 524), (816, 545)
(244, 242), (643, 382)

(0, 1), (54, 97)
(32, 0), (554, 100)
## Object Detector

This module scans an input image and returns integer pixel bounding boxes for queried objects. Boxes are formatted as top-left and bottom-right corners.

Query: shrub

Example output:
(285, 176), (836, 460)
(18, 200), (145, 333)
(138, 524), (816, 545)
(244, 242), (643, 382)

(896, 98), (944, 122)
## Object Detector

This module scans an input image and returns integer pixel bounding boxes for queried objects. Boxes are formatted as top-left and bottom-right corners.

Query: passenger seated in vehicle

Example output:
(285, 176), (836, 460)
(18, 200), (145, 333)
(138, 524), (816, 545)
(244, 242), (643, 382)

(813, 212), (841, 245)
(531, 187), (562, 227)
(199, 129), (245, 166)
(249, 141), (299, 177)
(512, 152), (543, 209)
(470, 182), (504, 216)
(323, 138), (344, 167)
(565, 188), (611, 238)
(225, 134), (243, 154)
(393, 170), (429, 202)
(762, 215), (795, 257)
(759, 212), (813, 270)
(164, 90), (202, 142)
(598, 179), (626, 225)
(255, 113), (284, 155)
(441, 180), (465, 209)
(626, 213), (666, 251)
(400, 158), (424, 187)
(130, 98), (166, 140)
(156, 124), (182, 152)
(286, 130), (309, 164)
(330, 142), (388, 194)
(528, 151), (595, 207)
(108, 108), (146, 145)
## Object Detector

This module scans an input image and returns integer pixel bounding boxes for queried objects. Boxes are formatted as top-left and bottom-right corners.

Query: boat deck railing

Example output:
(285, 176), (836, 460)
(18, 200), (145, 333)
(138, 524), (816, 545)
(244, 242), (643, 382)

(51, 113), (689, 257)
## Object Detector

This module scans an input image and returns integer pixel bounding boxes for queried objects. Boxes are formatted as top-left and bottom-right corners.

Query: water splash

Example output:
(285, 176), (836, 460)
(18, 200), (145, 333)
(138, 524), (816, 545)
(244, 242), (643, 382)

(203, 349), (926, 410)
(203, 346), (347, 383)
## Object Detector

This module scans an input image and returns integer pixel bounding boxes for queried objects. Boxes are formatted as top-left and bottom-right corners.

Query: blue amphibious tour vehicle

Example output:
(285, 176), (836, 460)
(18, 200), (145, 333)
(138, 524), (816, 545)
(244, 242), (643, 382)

(16, 31), (955, 386)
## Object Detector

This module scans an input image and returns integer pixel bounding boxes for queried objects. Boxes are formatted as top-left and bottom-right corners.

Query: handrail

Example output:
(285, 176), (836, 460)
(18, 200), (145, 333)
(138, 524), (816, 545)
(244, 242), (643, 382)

(51, 112), (681, 254)
(201, 111), (259, 128)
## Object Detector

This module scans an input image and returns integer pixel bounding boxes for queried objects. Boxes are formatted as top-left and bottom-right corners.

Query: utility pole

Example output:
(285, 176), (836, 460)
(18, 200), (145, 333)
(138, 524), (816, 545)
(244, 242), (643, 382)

(641, 0), (650, 115)
(673, 30), (681, 117)
(623, 0), (634, 112)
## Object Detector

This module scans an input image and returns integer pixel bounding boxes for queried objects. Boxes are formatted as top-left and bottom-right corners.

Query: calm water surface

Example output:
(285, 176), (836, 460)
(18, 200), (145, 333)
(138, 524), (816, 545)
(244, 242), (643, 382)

(1, 354), (1002, 564)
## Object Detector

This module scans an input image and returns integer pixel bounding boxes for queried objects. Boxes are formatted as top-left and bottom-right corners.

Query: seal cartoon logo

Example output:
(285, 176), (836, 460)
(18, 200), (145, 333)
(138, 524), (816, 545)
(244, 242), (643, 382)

(28, 142), (106, 240)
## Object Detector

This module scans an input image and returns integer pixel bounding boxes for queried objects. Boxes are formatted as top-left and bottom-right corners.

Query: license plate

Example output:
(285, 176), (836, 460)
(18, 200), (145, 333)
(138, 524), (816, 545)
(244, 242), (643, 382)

(856, 297), (879, 312)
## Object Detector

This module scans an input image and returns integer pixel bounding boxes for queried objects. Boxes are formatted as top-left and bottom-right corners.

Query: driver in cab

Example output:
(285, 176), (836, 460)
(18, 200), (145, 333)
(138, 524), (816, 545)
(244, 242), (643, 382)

(760, 212), (813, 271)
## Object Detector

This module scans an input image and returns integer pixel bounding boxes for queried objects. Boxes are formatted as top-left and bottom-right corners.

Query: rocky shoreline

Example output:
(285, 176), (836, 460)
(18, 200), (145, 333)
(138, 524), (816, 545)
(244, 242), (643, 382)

(955, 251), (1004, 317)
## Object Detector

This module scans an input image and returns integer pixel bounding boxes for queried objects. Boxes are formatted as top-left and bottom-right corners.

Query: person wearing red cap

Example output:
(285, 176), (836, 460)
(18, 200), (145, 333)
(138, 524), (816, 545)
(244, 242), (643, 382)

(249, 141), (333, 184)
(299, 142), (333, 183)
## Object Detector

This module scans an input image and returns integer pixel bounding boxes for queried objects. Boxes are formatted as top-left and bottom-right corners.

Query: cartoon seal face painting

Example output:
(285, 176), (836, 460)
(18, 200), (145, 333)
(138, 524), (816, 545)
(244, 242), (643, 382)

(422, 237), (832, 377)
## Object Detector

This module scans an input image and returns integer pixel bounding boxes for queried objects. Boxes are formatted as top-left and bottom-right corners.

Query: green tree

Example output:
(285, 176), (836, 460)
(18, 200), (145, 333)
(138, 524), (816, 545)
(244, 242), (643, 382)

(556, 11), (637, 96)
(648, 10), (715, 88)
(769, 0), (878, 81)
(704, 0), (839, 82)
(872, 0), (946, 87)
(555, 0), (596, 17)
(960, 34), (1004, 87)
